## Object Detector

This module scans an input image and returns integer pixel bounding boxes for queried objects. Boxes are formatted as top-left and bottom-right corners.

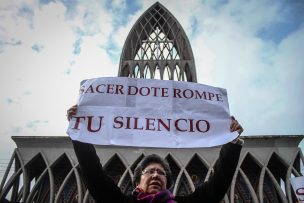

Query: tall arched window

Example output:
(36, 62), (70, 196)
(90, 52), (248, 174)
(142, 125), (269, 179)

(174, 65), (183, 81)
(118, 2), (197, 82)
(154, 65), (161, 80)
(132, 65), (140, 78)
(144, 65), (151, 79)
(164, 65), (171, 80)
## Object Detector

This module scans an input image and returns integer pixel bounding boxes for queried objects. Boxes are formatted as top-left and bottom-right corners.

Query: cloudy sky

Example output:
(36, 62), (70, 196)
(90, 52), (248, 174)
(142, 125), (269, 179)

(0, 0), (303, 176)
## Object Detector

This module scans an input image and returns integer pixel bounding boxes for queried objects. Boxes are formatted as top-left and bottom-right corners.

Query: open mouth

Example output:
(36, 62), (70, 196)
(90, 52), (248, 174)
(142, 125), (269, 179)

(149, 181), (162, 188)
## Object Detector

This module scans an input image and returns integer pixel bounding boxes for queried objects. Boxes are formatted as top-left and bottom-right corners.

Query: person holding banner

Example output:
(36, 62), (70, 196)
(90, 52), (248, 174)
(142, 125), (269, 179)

(67, 105), (244, 203)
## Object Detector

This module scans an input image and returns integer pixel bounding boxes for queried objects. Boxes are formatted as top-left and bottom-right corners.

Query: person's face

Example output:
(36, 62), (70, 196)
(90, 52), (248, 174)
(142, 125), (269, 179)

(137, 163), (167, 194)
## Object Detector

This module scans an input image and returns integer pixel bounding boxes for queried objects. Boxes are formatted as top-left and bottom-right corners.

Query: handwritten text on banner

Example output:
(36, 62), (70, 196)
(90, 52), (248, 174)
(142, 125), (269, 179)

(67, 77), (238, 148)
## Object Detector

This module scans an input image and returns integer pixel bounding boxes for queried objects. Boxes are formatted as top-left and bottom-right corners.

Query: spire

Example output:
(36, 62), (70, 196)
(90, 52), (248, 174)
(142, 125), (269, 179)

(118, 2), (197, 82)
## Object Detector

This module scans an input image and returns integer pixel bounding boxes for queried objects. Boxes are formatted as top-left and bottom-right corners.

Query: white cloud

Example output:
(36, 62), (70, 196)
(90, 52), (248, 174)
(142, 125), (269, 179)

(0, 0), (115, 144)
(112, 0), (127, 10)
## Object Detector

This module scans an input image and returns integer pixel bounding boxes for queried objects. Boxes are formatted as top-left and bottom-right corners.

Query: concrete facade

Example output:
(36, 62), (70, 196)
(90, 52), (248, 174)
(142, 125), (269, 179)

(0, 136), (303, 202)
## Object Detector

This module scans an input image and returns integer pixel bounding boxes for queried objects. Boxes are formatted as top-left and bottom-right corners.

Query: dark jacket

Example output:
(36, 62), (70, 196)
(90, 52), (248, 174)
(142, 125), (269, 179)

(72, 140), (242, 203)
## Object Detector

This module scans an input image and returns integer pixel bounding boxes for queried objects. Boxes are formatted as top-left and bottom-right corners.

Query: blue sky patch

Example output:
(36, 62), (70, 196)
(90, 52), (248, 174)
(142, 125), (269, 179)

(17, 4), (34, 28)
(17, 4), (34, 19)
(210, 0), (229, 10)
(61, 0), (78, 11)
(106, 0), (142, 29)
(6, 98), (14, 104)
(125, 0), (142, 15)
(61, 0), (79, 19)
(38, 0), (78, 18)
(100, 37), (121, 63)
(31, 44), (44, 53)
(26, 120), (48, 131)
(189, 16), (199, 39)
(12, 126), (22, 134)
(0, 39), (22, 53)
(73, 38), (82, 55)
(256, 23), (298, 44)
(38, 0), (55, 6)
(70, 60), (75, 65)
(63, 68), (71, 75)
(82, 10), (101, 36)
(256, 0), (304, 44)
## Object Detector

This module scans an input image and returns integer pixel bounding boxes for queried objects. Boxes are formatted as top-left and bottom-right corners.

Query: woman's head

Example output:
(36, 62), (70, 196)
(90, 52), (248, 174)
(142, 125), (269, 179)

(133, 154), (172, 194)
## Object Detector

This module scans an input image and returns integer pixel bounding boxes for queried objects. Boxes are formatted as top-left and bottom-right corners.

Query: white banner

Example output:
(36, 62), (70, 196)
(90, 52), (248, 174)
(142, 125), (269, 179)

(67, 77), (238, 148)
(290, 176), (304, 203)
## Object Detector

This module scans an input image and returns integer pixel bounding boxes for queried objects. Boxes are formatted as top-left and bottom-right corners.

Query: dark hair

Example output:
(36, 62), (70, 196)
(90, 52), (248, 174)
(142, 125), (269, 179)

(133, 154), (173, 189)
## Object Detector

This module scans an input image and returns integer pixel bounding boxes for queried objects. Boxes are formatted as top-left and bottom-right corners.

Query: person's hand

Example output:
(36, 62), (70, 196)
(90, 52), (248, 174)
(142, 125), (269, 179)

(230, 116), (243, 135)
(230, 116), (244, 145)
(67, 105), (78, 121)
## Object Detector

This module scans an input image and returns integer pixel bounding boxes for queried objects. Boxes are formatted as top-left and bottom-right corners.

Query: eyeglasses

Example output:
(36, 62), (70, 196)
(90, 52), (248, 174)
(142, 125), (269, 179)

(142, 168), (167, 177)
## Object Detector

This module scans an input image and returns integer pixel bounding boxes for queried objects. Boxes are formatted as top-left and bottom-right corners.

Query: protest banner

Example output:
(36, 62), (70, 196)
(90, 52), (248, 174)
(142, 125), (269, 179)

(67, 77), (238, 148)
(290, 176), (304, 203)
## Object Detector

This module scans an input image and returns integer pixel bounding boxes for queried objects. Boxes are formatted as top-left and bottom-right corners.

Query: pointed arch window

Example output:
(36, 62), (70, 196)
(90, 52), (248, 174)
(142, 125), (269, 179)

(119, 2), (197, 82)
(163, 65), (171, 80)
(186, 154), (209, 188)
(135, 27), (180, 61)
(234, 173), (255, 203)
(165, 154), (181, 186)
(175, 173), (192, 196)
(103, 154), (126, 185)
(132, 65), (140, 78)
(154, 66), (161, 80)
(144, 65), (151, 78)
(174, 64), (186, 81)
